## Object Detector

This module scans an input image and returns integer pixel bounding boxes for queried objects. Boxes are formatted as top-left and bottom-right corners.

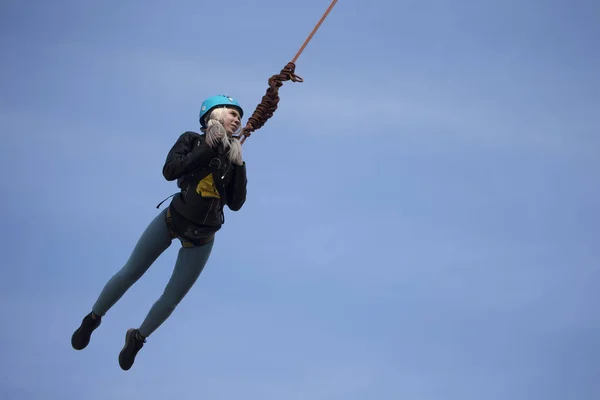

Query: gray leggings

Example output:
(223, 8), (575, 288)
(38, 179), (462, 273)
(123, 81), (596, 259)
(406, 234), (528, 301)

(91, 207), (214, 337)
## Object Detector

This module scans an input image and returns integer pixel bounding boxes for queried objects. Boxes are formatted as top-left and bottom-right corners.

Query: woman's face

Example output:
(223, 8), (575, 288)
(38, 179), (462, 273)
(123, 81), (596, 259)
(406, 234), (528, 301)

(221, 108), (241, 136)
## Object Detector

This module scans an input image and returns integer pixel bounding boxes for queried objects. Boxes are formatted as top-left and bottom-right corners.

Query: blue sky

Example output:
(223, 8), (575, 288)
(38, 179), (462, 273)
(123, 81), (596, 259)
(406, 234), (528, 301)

(1, 0), (599, 398)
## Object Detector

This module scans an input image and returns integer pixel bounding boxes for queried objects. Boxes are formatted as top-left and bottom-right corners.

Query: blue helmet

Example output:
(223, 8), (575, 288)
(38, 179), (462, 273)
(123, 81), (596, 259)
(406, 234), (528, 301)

(199, 95), (244, 128)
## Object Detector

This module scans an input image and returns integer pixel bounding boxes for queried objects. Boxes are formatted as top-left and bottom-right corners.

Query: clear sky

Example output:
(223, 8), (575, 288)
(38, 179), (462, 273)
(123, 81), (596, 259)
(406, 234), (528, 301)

(1, 0), (599, 399)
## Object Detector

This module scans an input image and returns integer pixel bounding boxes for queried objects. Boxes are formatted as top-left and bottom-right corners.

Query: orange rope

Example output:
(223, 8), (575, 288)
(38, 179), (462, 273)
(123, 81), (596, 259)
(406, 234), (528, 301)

(292, 0), (339, 64)
(238, 0), (339, 144)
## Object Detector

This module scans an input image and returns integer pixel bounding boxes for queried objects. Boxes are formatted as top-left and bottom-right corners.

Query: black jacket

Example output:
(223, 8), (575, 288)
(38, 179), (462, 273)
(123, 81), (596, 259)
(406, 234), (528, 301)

(162, 131), (247, 238)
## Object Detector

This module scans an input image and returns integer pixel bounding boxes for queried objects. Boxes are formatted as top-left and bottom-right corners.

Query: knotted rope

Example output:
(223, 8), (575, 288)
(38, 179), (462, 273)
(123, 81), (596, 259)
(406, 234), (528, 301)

(237, 0), (339, 144)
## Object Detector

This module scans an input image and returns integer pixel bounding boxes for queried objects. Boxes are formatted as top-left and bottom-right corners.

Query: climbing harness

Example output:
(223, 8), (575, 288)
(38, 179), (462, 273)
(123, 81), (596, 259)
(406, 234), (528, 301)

(236, 0), (339, 144)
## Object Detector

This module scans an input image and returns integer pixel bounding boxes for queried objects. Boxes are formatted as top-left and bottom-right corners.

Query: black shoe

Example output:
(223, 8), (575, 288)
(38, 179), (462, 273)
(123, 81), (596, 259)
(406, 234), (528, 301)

(118, 328), (146, 371)
(71, 312), (101, 350)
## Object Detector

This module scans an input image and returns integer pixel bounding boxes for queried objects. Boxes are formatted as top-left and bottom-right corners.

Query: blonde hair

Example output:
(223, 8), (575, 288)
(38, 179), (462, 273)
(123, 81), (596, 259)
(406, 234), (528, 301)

(203, 106), (243, 165)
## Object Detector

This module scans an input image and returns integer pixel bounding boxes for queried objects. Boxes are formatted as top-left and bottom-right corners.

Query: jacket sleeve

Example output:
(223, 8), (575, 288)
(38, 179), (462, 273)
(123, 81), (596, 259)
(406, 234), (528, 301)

(162, 132), (218, 181)
(226, 162), (247, 211)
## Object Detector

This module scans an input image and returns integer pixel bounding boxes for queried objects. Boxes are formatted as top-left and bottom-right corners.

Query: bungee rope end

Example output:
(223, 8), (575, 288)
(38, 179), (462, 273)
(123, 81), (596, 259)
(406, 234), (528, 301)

(236, 0), (338, 145)
(237, 62), (303, 144)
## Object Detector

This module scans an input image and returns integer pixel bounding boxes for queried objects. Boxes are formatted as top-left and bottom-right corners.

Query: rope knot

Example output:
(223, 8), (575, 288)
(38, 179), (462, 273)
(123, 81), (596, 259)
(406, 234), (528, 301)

(238, 62), (304, 141)
(236, 0), (338, 143)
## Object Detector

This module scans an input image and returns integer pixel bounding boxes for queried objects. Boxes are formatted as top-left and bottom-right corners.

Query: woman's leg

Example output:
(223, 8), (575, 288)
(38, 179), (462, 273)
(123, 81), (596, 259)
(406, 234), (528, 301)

(117, 239), (214, 370)
(92, 208), (173, 317)
(72, 208), (173, 351)
(138, 238), (215, 337)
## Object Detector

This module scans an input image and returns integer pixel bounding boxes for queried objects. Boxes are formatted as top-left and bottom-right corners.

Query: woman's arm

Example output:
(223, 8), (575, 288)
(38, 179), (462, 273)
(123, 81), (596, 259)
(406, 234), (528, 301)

(226, 162), (247, 211)
(162, 132), (218, 181)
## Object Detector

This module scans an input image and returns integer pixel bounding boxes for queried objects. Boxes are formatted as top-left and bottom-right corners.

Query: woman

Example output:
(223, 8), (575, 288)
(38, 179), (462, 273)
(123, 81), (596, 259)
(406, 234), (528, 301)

(71, 95), (248, 371)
